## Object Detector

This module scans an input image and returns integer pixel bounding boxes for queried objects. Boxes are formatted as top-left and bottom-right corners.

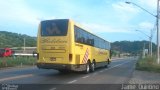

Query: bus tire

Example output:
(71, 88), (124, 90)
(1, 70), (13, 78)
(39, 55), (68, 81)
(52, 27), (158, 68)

(104, 61), (108, 68)
(84, 61), (90, 74)
(108, 59), (110, 64)
(90, 62), (95, 72)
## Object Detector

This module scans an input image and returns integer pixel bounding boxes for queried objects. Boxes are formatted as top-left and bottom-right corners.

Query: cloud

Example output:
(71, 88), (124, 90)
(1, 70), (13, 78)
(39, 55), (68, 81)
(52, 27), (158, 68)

(112, 2), (139, 13)
(112, 2), (140, 23)
(138, 0), (157, 9)
(80, 22), (131, 34)
(127, 0), (157, 16)
(37, 16), (56, 21)
(138, 21), (154, 30)
(0, 0), (42, 26)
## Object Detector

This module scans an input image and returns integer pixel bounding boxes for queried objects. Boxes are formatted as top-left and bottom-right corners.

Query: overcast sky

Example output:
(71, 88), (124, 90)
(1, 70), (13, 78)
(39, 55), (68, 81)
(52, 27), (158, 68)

(0, 0), (157, 42)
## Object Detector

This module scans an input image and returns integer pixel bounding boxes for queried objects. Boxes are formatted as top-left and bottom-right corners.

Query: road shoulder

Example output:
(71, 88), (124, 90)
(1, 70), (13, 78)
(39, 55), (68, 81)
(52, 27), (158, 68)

(129, 70), (160, 84)
(0, 65), (36, 72)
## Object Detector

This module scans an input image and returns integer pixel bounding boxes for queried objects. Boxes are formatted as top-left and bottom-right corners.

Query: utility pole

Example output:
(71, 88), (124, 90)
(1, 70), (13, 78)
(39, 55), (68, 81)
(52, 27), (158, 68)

(23, 37), (26, 53)
(157, 0), (160, 64)
(143, 43), (146, 58)
(135, 30), (152, 56)
(149, 37), (151, 55)
(126, 1), (160, 64)
(150, 30), (153, 56)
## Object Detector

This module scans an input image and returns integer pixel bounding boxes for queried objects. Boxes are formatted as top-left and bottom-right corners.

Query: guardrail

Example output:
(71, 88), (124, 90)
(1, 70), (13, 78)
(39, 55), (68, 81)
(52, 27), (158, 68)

(13, 53), (37, 57)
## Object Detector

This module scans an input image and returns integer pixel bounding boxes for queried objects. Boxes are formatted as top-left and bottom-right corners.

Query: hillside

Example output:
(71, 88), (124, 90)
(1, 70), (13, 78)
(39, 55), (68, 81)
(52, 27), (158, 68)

(0, 31), (156, 55)
(0, 31), (36, 48)
(111, 41), (156, 55)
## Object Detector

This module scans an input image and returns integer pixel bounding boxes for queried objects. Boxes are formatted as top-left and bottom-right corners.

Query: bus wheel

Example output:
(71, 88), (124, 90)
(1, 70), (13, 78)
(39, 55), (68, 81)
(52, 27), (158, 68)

(84, 62), (90, 74)
(90, 62), (95, 72)
(107, 59), (110, 64)
(104, 61), (108, 68)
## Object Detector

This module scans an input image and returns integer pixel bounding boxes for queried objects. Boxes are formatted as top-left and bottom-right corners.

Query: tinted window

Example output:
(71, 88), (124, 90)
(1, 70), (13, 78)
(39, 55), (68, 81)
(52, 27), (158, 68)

(74, 25), (110, 50)
(87, 33), (94, 46)
(41, 19), (68, 36)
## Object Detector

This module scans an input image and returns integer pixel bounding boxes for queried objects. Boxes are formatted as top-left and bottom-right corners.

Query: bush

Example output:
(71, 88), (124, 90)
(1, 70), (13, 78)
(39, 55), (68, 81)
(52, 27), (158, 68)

(136, 56), (160, 73)
(0, 56), (36, 68)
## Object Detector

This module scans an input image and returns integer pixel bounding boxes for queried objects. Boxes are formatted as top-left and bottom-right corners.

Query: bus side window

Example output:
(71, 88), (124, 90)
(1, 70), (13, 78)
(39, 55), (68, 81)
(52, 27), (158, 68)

(74, 26), (81, 43)
(75, 29), (78, 42)
(78, 28), (82, 43)
(86, 33), (91, 45)
(83, 31), (87, 44)
(91, 39), (94, 46)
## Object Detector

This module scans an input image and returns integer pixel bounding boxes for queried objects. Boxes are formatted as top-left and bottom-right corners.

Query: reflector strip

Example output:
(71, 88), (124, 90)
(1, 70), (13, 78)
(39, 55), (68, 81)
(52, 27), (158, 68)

(82, 48), (89, 64)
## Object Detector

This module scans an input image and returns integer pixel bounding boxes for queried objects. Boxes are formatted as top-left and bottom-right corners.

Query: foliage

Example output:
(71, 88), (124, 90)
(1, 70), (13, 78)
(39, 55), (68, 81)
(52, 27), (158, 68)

(0, 56), (36, 68)
(0, 31), (157, 56)
(111, 41), (156, 55)
(0, 31), (36, 48)
(136, 56), (160, 73)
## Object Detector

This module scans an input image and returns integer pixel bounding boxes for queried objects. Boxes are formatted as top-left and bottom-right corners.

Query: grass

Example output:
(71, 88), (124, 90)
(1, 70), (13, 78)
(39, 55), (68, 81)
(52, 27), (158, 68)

(136, 56), (160, 73)
(0, 56), (36, 68)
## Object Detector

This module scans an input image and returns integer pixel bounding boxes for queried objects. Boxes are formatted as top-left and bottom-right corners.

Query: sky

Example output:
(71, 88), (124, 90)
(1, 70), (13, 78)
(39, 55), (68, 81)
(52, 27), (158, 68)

(0, 0), (158, 42)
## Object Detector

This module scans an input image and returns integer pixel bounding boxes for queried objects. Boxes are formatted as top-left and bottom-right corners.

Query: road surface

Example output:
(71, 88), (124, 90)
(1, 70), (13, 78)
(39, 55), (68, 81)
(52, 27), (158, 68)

(0, 57), (137, 90)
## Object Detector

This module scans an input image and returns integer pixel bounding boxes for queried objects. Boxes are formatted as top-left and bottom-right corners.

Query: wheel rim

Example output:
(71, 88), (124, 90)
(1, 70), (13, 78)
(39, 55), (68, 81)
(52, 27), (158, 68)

(86, 64), (90, 72)
(92, 63), (95, 71)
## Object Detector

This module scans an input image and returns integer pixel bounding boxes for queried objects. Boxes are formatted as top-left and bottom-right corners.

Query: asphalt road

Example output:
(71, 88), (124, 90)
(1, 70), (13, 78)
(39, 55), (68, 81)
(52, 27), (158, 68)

(0, 57), (137, 90)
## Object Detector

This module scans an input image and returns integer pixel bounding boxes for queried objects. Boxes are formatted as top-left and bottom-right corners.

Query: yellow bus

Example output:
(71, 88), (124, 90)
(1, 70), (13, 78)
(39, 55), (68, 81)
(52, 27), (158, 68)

(37, 19), (111, 73)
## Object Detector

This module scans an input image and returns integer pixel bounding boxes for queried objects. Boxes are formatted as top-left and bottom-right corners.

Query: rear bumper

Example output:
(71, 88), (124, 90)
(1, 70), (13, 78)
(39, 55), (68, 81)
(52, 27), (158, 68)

(37, 63), (86, 71)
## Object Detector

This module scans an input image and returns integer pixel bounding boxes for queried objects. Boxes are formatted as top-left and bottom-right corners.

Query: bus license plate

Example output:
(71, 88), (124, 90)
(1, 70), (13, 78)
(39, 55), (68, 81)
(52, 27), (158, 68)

(50, 57), (56, 61)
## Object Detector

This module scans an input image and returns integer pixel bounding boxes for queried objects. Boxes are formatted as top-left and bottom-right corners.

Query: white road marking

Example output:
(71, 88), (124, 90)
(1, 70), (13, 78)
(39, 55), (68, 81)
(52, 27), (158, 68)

(82, 75), (90, 79)
(111, 60), (122, 62)
(111, 59), (129, 62)
(107, 61), (131, 70)
(99, 70), (104, 73)
(95, 60), (132, 74)
(93, 73), (98, 75)
(65, 60), (132, 84)
(67, 80), (77, 84)
(49, 87), (57, 90)
(0, 74), (33, 82)
(111, 58), (124, 60)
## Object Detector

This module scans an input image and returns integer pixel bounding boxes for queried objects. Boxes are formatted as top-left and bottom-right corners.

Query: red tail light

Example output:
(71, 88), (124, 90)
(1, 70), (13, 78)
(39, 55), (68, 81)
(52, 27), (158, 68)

(37, 53), (39, 60)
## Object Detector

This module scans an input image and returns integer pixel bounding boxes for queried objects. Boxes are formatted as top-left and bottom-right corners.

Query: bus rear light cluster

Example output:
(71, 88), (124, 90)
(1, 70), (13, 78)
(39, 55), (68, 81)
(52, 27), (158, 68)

(37, 53), (39, 60)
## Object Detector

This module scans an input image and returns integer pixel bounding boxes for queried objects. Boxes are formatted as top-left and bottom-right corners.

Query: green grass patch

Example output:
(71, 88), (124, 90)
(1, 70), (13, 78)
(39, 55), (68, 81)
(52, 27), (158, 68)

(136, 56), (160, 73)
(0, 56), (36, 68)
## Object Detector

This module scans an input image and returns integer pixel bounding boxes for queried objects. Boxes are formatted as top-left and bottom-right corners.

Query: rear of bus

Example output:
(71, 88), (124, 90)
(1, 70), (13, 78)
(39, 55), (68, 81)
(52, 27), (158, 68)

(37, 19), (75, 71)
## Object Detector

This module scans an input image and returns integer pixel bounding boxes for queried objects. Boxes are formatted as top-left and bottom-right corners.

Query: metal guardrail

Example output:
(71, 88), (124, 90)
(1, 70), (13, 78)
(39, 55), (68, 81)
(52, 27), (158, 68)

(13, 53), (37, 57)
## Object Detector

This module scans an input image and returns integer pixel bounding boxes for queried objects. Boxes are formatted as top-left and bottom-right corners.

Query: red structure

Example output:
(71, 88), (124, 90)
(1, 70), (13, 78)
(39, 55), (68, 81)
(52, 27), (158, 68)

(0, 48), (14, 57)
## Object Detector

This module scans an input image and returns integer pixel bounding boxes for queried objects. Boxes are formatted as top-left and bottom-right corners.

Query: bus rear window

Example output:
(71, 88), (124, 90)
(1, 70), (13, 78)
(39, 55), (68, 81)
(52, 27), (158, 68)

(41, 19), (68, 36)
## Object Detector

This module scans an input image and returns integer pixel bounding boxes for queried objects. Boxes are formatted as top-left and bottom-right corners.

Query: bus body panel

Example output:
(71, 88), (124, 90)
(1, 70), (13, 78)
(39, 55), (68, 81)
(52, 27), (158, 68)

(74, 43), (110, 64)
(37, 19), (71, 65)
(38, 37), (69, 64)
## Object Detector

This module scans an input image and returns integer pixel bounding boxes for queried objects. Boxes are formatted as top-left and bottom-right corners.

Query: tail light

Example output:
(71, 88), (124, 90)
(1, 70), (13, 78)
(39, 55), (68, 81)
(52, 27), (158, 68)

(37, 53), (39, 60)
(69, 54), (72, 62)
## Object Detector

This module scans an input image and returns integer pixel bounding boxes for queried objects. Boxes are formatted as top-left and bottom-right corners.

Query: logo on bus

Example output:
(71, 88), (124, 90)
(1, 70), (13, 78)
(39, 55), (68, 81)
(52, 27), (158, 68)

(98, 50), (107, 55)
(41, 38), (67, 43)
